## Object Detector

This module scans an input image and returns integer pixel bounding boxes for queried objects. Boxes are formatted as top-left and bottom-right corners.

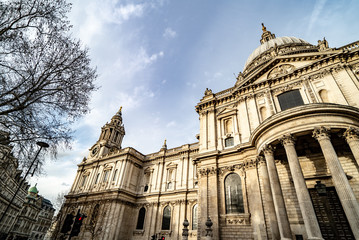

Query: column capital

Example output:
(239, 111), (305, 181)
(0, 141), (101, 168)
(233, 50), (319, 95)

(262, 144), (275, 155)
(256, 155), (266, 166)
(343, 127), (359, 143)
(280, 134), (296, 146)
(312, 126), (330, 141)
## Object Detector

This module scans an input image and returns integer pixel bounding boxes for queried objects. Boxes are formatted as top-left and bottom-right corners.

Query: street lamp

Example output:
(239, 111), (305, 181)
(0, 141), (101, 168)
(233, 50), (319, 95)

(0, 141), (49, 225)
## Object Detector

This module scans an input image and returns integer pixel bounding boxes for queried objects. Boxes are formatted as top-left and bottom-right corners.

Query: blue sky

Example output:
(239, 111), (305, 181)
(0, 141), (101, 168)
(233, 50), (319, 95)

(30, 0), (359, 204)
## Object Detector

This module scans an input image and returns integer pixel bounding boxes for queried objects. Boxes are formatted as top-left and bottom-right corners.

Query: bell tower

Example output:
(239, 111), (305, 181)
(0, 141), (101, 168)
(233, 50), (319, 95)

(89, 107), (125, 158)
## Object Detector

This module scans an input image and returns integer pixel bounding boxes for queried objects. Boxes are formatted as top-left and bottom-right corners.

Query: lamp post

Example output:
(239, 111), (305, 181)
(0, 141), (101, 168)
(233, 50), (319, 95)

(0, 141), (49, 225)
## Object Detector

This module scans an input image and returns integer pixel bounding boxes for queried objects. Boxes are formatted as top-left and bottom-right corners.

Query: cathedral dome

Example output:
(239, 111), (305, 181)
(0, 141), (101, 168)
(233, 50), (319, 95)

(244, 36), (311, 69)
(243, 24), (314, 71)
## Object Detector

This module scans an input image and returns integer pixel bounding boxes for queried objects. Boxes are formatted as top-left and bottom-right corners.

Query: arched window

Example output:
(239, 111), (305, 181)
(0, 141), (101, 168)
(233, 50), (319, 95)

(161, 206), (171, 230)
(225, 173), (244, 214)
(94, 173), (100, 184)
(136, 207), (146, 229)
(260, 106), (267, 121)
(103, 171), (109, 182)
(81, 175), (87, 187)
(278, 90), (304, 111)
(319, 89), (329, 103)
(224, 119), (233, 134)
(112, 169), (118, 181)
(90, 204), (99, 226)
(192, 204), (198, 230)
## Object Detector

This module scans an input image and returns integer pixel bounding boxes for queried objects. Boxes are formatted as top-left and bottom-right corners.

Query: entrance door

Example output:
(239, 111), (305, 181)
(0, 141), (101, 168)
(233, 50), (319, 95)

(309, 185), (354, 240)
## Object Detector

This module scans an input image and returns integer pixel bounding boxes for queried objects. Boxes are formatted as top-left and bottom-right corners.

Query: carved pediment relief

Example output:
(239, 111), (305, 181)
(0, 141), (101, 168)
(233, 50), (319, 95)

(267, 64), (295, 79)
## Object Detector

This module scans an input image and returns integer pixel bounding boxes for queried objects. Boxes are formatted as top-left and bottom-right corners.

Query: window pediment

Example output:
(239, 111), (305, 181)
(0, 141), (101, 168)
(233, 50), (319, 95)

(217, 107), (237, 119)
(166, 162), (177, 169)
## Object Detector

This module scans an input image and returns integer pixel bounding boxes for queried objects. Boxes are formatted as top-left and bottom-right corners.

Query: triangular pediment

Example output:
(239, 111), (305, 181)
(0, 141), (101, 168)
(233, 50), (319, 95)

(217, 106), (237, 118)
(234, 51), (339, 90)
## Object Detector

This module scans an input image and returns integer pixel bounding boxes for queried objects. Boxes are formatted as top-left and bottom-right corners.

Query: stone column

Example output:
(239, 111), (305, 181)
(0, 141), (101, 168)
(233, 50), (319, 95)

(313, 127), (359, 239)
(280, 135), (323, 240)
(343, 127), (359, 166)
(262, 144), (292, 240)
(257, 156), (280, 240)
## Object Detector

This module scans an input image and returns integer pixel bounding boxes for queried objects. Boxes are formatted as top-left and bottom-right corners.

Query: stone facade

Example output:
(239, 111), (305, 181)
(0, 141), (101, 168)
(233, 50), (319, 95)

(0, 132), (30, 239)
(58, 26), (359, 239)
(29, 198), (55, 240)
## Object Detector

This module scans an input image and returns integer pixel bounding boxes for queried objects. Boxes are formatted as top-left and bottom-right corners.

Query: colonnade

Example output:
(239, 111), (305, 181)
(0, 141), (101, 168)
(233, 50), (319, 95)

(262, 126), (359, 240)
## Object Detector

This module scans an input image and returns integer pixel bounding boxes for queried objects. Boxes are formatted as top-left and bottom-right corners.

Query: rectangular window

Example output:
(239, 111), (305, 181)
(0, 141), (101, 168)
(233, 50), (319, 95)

(278, 90), (304, 111)
(225, 137), (234, 147)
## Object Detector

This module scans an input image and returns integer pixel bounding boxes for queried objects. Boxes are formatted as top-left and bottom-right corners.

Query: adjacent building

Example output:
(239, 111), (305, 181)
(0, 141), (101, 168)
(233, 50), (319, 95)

(58, 25), (359, 239)
(0, 132), (30, 239)
(29, 197), (55, 240)
(0, 132), (55, 240)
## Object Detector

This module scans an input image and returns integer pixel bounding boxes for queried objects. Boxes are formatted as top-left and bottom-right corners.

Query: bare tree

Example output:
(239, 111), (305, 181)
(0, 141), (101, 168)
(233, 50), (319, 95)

(53, 191), (67, 213)
(0, 0), (97, 169)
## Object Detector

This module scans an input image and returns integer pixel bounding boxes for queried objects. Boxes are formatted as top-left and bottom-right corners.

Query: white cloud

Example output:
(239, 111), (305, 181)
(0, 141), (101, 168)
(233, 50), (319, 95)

(163, 27), (177, 39)
(307, 0), (327, 34)
(114, 4), (145, 21)
(72, 1), (146, 45)
(166, 121), (176, 128)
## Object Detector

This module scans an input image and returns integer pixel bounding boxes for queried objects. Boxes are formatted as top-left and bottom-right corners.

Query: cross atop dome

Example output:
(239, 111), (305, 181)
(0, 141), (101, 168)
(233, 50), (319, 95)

(260, 23), (276, 44)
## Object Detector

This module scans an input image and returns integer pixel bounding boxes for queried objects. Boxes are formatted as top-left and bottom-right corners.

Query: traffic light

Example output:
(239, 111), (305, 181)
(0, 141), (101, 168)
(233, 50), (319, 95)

(70, 213), (87, 236)
(160, 236), (165, 240)
(60, 213), (74, 233)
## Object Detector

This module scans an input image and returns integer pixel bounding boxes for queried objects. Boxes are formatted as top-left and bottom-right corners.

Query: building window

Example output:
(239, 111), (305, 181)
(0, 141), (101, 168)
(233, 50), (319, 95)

(81, 175), (87, 187)
(224, 118), (233, 134)
(136, 207), (146, 230)
(112, 169), (118, 181)
(225, 137), (234, 147)
(161, 206), (171, 230)
(95, 173), (100, 184)
(192, 204), (198, 230)
(90, 204), (99, 226)
(319, 89), (329, 103)
(103, 171), (109, 182)
(144, 185), (149, 192)
(278, 89), (304, 111)
(225, 173), (244, 214)
(260, 106), (267, 121)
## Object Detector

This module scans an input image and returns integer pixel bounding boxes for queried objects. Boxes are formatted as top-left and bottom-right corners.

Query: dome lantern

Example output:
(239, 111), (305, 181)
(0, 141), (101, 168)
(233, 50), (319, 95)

(260, 23), (276, 44)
